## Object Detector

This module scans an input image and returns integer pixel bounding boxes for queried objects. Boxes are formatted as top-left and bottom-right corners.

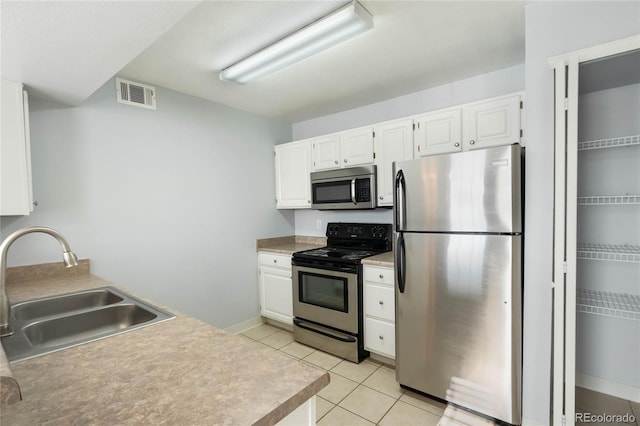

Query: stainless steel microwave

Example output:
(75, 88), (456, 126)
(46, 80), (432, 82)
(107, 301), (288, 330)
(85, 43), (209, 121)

(310, 165), (377, 210)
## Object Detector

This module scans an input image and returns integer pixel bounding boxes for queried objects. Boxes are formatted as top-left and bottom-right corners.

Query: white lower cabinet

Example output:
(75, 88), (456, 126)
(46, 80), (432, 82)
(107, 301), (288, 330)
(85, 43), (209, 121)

(363, 264), (395, 358)
(258, 252), (293, 325)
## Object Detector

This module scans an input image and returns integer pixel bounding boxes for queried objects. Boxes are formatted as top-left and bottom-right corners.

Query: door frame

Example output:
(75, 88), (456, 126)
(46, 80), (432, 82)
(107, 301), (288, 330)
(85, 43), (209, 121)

(549, 34), (640, 426)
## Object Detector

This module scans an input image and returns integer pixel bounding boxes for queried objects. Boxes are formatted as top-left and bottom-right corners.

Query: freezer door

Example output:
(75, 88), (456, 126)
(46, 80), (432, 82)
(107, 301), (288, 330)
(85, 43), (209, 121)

(394, 144), (522, 233)
(395, 233), (522, 424)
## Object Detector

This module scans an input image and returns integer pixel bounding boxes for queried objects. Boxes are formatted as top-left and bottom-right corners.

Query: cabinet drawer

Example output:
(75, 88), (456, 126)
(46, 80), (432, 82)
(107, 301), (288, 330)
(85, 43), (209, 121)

(258, 252), (291, 270)
(364, 265), (393, 285)
(364, 283), (394, 322)
(365, 317), (395, 358)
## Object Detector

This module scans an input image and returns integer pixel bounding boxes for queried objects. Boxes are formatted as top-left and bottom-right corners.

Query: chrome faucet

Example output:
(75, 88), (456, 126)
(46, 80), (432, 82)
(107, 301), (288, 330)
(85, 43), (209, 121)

(0, 227), (78, 337)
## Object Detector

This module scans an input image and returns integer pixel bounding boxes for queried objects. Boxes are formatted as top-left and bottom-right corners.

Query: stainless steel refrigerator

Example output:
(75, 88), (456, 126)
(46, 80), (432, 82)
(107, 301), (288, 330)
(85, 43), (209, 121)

(393, 144), (523, 425)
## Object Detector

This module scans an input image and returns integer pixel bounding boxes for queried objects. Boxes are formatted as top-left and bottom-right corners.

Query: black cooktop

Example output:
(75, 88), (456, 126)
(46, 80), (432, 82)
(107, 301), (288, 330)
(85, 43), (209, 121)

(293, 222), (392, 265)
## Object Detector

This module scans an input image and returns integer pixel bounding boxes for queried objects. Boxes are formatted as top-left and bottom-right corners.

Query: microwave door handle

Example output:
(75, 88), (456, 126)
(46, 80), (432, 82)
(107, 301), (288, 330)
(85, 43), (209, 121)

(351, 178), (357, 204)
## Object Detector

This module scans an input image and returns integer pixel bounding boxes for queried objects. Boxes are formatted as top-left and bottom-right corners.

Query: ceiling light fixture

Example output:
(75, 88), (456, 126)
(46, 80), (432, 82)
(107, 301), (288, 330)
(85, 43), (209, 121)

(219, 1), (373, 84)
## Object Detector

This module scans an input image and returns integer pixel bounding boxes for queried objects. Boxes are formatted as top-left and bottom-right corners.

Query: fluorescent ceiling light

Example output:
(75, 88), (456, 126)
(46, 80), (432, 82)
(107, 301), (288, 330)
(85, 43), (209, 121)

(219, 1), (373, 84)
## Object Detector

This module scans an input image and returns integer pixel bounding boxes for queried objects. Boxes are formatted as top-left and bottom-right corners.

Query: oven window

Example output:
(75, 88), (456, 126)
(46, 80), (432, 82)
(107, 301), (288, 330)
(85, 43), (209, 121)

(299, 272), (348, 312)
(313, 181), (352, 204)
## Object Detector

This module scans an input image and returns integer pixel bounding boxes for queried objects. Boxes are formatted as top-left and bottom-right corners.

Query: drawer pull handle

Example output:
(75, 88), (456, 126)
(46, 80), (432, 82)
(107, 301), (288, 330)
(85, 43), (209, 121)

(379, 274), (384, 279)
(273, 259), (277, 263)
(379, 335), (384, 340)
(379, 300), (384, 305)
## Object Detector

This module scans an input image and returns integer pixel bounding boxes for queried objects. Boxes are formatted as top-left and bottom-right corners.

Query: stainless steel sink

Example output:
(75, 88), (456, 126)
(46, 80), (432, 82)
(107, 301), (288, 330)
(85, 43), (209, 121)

(11, 288), (123, 322)
(1, 287), (175, 362)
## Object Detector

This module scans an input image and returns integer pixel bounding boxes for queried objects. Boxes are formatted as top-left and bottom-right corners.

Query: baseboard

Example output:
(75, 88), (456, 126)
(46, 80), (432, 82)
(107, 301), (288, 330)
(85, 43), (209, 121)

(369, 352), (395, 368)
(264, 317), (293, 332)
(224, 317), (264, 335)
(576, 373), (640, 403)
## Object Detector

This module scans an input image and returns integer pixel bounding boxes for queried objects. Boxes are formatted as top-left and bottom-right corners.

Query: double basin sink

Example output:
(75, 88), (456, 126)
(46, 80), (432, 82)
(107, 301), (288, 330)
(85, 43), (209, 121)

(1, 287), (175, 362)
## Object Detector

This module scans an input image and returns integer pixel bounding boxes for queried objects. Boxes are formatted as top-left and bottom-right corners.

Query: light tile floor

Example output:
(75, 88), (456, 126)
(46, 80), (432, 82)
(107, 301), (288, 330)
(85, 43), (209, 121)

(240, 324), (500, 425)
(575, 386), (639, 425)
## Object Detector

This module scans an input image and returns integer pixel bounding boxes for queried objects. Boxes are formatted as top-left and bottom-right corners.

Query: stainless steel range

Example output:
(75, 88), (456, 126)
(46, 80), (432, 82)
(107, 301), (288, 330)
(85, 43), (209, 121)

(292, 222), (392, 363)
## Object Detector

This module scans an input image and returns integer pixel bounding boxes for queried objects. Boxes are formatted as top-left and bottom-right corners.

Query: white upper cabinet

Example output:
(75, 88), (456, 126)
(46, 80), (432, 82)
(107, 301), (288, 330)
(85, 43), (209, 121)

(1, 78), (33, 216)
(274, 139), (312, 209)
(414, 108), (462, 157)
(414, 94), (522, 157)
(274, 93), (522, 210)
(312, 127), (374, 171)
(374, 118), (414, 207)
(312, 133), (341, 170)
(341, 126), (374, 167)
(463, 94), (521, 150)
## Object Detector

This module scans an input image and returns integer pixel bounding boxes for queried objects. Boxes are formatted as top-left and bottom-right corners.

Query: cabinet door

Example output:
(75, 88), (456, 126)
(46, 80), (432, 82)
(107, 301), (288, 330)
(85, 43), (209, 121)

(312, 134), (341, 171)
(414, 108), (462, 157)
(1, 79), (33, 216)
(364, 317), (396, 358)
(341, 127), (374, 167)
(274, 140), (312, 209)
(374, 118), (414, 206)
(463, 95), (521, 150)
(259, 265), (293, 325)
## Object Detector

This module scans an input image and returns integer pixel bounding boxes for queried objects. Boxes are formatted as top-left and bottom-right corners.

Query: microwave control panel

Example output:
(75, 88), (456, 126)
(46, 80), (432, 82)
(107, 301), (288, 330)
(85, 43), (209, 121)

(355, 178), (371, 202)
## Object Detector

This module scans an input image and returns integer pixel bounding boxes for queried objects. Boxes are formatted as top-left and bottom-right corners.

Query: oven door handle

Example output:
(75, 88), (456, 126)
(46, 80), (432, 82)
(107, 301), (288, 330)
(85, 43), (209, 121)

(294, 319), (357, 343)
(351, 178), (357, 204)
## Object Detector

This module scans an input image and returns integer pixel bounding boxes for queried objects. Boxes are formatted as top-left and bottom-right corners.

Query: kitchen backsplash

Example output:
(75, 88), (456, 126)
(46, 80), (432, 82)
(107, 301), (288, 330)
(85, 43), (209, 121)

(294, 209), (393, 236)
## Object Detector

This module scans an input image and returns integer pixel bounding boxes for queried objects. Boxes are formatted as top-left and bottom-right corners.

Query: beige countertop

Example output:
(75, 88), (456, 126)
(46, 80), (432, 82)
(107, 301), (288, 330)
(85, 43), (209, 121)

(362, 251), (394, 267)
(1, 262), (329, 425)
(256, 235), (326, 255)
(258, 235), (394, 267)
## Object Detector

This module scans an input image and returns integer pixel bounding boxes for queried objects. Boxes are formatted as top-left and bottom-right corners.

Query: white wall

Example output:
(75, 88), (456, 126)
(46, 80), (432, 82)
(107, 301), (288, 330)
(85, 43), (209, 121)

(292, 64), (525, 235)
(524, 1), (639, 424)
(0, 78), (294, 328)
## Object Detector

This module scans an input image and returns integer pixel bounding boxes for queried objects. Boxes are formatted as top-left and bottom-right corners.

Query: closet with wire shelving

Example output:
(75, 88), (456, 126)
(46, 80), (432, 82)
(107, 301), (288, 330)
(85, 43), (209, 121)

(574, 51), (640, 402)
(551, 38), (640, 425)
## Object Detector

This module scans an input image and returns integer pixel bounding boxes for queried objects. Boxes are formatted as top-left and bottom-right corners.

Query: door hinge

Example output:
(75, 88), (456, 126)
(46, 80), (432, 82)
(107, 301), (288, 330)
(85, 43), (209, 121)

(564, 98), (569, 110)
(520, 100), (524, 109)
(373, 131), (376, 138)
(313, 161), (315, 166)
(373, 152), (376, 159)
(413, 123), (416, 130)
(520, 129), (523, 138)
(562, 261), (568, 273)
(417, 145), (421, 152)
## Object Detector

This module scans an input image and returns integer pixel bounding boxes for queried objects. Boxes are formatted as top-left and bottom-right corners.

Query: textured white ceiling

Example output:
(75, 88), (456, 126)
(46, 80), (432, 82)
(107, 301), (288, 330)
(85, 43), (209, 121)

(120, 1), (526, 122)
(0, 1), (200, 104)
(1, 1), (526, 123)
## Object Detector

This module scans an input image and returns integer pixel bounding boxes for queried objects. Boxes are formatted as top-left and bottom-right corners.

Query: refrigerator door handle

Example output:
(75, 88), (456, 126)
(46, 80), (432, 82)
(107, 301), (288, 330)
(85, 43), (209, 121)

(396, 232), (406, 293)
(395, 169), (406, 231)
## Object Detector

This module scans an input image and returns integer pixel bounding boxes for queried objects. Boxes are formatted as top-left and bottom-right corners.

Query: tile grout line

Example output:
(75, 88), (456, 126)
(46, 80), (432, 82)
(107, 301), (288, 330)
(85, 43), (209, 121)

(247, 328), (451, 424)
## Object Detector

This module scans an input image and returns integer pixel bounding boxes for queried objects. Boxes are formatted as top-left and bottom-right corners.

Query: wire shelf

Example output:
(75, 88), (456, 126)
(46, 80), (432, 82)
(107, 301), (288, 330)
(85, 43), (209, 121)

(577, 135), (640, 151)
(577, 195), (640, 205)
(577, 288), (640, 321)
(577, 243), (640, 263)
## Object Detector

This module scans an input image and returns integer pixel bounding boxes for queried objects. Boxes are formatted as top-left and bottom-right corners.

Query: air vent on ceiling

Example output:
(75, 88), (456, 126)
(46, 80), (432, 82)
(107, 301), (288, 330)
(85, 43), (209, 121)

(115, 77), (156, 110)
